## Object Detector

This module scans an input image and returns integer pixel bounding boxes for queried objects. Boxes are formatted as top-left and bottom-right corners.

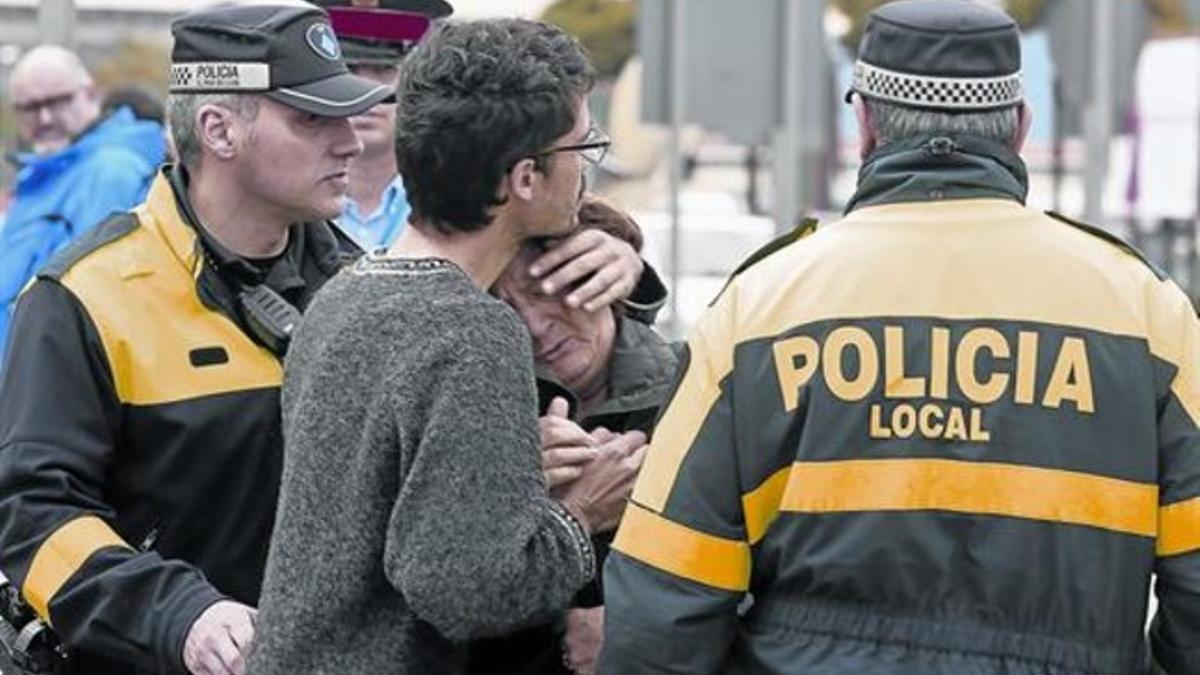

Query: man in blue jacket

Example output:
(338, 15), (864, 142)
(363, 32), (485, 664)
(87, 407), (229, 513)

(0, 45), (165, 362)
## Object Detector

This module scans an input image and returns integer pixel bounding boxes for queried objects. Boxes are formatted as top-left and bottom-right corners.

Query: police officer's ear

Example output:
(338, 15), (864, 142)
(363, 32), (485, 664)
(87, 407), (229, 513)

(195, 103), (241, 162)
(852, 94), (877, 161)
(504, 156), (539, 204)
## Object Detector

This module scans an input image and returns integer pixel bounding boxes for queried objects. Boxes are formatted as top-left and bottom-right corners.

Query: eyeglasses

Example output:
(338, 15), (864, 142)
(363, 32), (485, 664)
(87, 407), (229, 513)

(13, 88), (84, 119)
(538, 126), (611, 166)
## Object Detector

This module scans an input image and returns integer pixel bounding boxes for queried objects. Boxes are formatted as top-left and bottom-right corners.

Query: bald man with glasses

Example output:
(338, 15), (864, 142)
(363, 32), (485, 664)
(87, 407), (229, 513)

(0, 45), (166, 364)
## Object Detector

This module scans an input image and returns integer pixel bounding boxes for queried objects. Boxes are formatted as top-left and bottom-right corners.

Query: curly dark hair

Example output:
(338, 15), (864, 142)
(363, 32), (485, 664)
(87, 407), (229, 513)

(394, 19), (595, 234)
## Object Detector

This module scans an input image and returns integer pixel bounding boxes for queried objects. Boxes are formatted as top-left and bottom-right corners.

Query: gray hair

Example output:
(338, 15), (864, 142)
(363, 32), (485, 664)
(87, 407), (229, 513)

(865, 98), (1020, 148)
(165, 93), (261, 170)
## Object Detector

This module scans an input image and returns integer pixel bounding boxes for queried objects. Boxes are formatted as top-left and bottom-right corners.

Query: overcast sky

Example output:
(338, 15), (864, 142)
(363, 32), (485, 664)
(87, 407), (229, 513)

(1, 0), (558, 17)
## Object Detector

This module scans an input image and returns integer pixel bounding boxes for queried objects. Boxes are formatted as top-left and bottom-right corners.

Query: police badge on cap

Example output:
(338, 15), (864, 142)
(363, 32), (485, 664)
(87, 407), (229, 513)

(306, 23), (343, 61)
(169, 3), (394, 117)
(847, 0), (1023, 111)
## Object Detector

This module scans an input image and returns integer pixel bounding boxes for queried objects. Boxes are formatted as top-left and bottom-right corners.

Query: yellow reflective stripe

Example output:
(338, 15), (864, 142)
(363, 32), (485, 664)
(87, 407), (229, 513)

(612, 502), (750, 592)
(781, 459), (1158, 538)
(632, 362), (722, 512)
(23, 516), (132, 621)
(1159, 496), (1200, 557)
(632, 292), (736, 512)
(1145, 279), (1200, 428)
(742, 467), (790, 545)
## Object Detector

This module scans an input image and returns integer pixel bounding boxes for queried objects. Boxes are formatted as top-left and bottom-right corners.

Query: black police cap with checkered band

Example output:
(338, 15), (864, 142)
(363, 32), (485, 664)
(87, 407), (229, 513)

(846, 0), (1022, 111)
(170, 3), (394, 117)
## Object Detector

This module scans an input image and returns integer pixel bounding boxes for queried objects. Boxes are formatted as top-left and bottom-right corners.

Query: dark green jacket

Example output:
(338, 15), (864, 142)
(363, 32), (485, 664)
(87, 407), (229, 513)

(469, 316), (680, 675)
(602, 136), (1200, 675)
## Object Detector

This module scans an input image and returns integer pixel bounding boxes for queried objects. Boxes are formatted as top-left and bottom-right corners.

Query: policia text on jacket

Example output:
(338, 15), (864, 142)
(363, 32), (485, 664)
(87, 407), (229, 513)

(773, 324), (1094, 443)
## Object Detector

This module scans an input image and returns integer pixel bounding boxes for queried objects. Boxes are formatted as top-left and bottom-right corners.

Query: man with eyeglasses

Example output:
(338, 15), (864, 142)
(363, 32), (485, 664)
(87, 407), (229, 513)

(542, 127), (613, 166)
(248, 16), (644, 675)
(318, 0), (658, 315)
(0, 45), (165, 364)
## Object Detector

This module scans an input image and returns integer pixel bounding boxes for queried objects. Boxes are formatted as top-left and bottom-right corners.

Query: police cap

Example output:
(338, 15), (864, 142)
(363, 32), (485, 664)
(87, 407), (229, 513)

(847, 0), (1022, 111)
(170, 3), (394, 117)
(317, 0), (454, 65)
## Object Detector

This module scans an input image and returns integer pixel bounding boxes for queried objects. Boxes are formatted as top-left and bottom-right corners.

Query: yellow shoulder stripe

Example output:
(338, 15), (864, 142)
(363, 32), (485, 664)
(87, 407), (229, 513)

(23, 516), (132, 622)
(633, 291), (737, 511)
(1148, 286), (1200, 428)
(612, 502), (750, 592)
(61, 209), (283, 406)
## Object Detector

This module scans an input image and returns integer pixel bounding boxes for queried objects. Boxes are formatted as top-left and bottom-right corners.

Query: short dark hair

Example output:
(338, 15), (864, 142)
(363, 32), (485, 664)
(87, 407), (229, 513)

(394, 19), (594, 234)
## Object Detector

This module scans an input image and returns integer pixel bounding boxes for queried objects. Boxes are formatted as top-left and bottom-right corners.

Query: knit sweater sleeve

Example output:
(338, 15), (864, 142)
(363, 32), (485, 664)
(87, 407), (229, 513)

(382, 297), (594, 643)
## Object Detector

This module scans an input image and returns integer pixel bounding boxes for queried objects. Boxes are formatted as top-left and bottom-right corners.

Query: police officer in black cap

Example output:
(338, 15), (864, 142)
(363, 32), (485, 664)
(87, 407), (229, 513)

(0, 4), (390, 675)
(318, 0), (661, 317)
(601, 1), (1200, 673)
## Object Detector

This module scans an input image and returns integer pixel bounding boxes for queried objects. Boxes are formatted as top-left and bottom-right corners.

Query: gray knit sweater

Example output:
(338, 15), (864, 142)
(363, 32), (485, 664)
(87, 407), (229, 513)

(248, 255), (594, 675)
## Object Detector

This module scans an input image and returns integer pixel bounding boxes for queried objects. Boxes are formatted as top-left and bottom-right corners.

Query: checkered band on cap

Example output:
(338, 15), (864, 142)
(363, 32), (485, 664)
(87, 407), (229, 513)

(854, 61), (1022, 110)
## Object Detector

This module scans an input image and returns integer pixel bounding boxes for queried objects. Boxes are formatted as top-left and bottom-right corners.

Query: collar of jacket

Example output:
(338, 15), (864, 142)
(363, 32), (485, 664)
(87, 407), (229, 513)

(845, 133), (1029, 214)
(536, 316), (679, 425)
(142, 166), (358, 335)
(160, 165), (354, 288)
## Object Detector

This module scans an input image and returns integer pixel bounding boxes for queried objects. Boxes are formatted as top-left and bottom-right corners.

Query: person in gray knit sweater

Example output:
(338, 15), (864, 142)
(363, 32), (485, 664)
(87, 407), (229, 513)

(247, 18), (644, 675)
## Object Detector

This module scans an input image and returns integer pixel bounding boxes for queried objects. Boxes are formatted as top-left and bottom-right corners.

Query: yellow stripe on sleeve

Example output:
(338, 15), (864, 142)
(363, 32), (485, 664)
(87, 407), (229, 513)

(23, 516), (132, 622)
(612, 502), (750, 592)
(742, 467), (790, 545)
(1159, 496), (1200, 557)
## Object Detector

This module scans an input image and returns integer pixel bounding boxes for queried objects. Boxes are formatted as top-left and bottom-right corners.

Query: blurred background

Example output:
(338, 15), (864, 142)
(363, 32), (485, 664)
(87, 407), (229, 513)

(2, 0), (1198, 335)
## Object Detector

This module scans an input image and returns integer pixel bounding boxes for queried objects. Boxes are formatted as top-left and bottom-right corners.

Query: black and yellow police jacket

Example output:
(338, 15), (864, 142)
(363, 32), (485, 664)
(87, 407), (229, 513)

(0, 166), (356, 674)
(601, 135), (1200, 675)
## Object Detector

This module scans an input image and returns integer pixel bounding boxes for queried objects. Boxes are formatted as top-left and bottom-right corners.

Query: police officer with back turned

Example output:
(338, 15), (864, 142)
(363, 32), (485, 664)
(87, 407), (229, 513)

(601, 2), (1200, 673)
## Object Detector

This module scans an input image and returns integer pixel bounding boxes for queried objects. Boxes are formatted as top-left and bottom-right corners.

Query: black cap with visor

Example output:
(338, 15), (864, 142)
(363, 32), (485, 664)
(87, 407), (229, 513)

(169, 3), (394, 117)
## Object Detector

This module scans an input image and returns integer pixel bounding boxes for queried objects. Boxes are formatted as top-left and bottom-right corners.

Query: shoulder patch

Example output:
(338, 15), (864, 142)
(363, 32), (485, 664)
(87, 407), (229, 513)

(1045, 211), (1167, 281)
(710, 217), (818, 306)
(37, 212), (140, 281)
